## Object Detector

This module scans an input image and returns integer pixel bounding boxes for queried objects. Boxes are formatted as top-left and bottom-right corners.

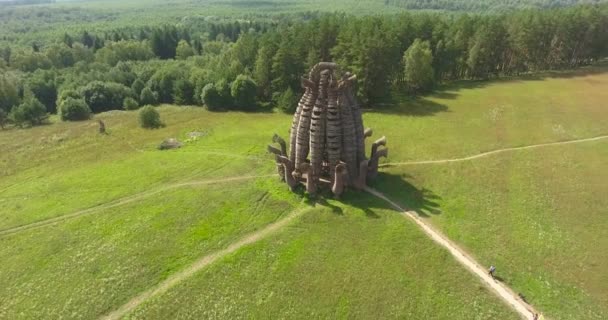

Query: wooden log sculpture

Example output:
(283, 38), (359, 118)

(269, 62), (388, 198)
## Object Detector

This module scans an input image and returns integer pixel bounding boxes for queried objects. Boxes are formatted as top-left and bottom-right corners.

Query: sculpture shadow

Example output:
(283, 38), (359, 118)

(367, 172), (443, 218)
(338, 172), (442, 219)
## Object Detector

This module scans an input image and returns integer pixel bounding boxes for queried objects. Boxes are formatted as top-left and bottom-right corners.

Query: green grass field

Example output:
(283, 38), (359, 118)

(1, 66), (607, 319)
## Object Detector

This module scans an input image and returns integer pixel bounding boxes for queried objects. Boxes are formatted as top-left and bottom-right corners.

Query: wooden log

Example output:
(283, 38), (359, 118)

(338, 75), (358, 184)
(331, 162), (348, 198)
(367, 147), (388, 181)
(294, 79), (318, 178)
(309, 69), (330, 184)
(353, 160), (369, 190)
(289, 79), (311, 163)
(326, 76), (342, 181)
(276, 155), (298, 190)
(272, 134), (287, 156)
(370, 136), (386, 159)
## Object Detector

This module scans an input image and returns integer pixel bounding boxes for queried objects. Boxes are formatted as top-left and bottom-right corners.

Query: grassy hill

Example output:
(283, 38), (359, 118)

(1, 65), (607, 319)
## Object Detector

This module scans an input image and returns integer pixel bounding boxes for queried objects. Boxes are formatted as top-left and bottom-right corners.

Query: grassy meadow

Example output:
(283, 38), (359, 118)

(1, 65), (607, 319)
(126, 195), (518, 320)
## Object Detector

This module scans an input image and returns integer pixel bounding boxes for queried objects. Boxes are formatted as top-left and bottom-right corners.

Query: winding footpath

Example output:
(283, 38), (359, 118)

(381, 134), (608, 167)
(365, 187), (539, 319)
(101, 206), (310, 320)
(0, 174), (278, 238)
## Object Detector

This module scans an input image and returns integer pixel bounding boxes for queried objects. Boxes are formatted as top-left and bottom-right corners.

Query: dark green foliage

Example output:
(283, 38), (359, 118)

(78, 81), (135, 113)
(56, 89), (83, 109)
(384, 0), (599, 11)
(0, 108), (7, 129)
(0, 74), (20, 112)
(107, 62), (137, 86)
(45, 44), (75, 68)
(81, 31), (95, 48)
(276, 87), (298, 113)
(190, 69), (210, 105)
(332, 16), (401, 104)
(27, 70), (57, 113)
(271, 34), (303, 97)
(253, 39), (275, 100)
(231, 75), (257, 110)
(403, 39), (434, 94)
(201, 83), (222, 111)
(1, 3), (607, 114)
(10, 97), (47, 127)
(123, 97), (139, 110)
(63, 33), (73, 48)
(12, 51), (52, 73)
(176, 40), (195, 60)
(139, 105), (162, 129)
(131, 79), (145, 97)
(172, 79), (194, 105)
(150, 26), (180, 59)
(1, 47), (11, 66)
(95, 41), (154, 66)
(59, 98), (91, 121)
(147, 65), (185, 103)
(216, 79), (233, 107)
(140, 87), (159, 106)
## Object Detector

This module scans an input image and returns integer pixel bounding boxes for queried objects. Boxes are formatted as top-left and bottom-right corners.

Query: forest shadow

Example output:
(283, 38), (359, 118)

(367, 96), (449, 117)
(435, 62), (608, 94)
(368, 61), (608, 116)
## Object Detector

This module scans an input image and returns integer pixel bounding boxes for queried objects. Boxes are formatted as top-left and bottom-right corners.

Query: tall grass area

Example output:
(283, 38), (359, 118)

(376, 141), (608, 320)
(0, 107), (291, 230)
(126, 195), (518, 319)
(0, 179), (303, 318)
(367, 67), (608, 319)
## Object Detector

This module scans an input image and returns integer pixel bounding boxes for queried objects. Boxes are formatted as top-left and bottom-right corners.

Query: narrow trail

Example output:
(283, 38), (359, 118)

(381, 134), (608, 167)
(364, 187), (539, 320)
(0, 174), (278, 238)
(101, 206), (309, 320)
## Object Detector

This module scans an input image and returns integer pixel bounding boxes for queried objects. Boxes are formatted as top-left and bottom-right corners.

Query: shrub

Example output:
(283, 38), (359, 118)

(276, 87), (298, 113)
(139, 105), (162, 129)
(56, 89), (83, 108)
(123, 97), (139, 110)
(172, 79), (194, 105)
(131, 78), (145, 96)
(140, 87), (159, 106)
(78, 81), (135, 113)
(230, 75), (257, 111)
(216, 79), (233, 107)
(60, 98), (91, 121)
(10, 98), (48, 127)
(201, 83), (221, 111)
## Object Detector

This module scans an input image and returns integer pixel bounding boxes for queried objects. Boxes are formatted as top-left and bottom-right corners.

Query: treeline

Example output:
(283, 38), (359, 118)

(385, 0), (607, 11)
(0, 0), (54, 6)
(1, 4), (607, 128)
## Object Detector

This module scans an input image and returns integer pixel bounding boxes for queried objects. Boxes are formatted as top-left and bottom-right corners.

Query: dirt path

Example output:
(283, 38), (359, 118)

(0, 174), (278, 238)
(382, 134), (608, 167)
(365, 187), (539, 320)
(101, 206), (309, 320)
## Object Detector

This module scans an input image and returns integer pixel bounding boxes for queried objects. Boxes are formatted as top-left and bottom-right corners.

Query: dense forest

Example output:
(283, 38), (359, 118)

(1, 3), (607, 127)
(385, 0), (607, 11)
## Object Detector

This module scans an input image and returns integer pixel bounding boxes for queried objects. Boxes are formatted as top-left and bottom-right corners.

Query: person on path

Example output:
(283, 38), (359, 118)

(488, 265), (496, 278)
